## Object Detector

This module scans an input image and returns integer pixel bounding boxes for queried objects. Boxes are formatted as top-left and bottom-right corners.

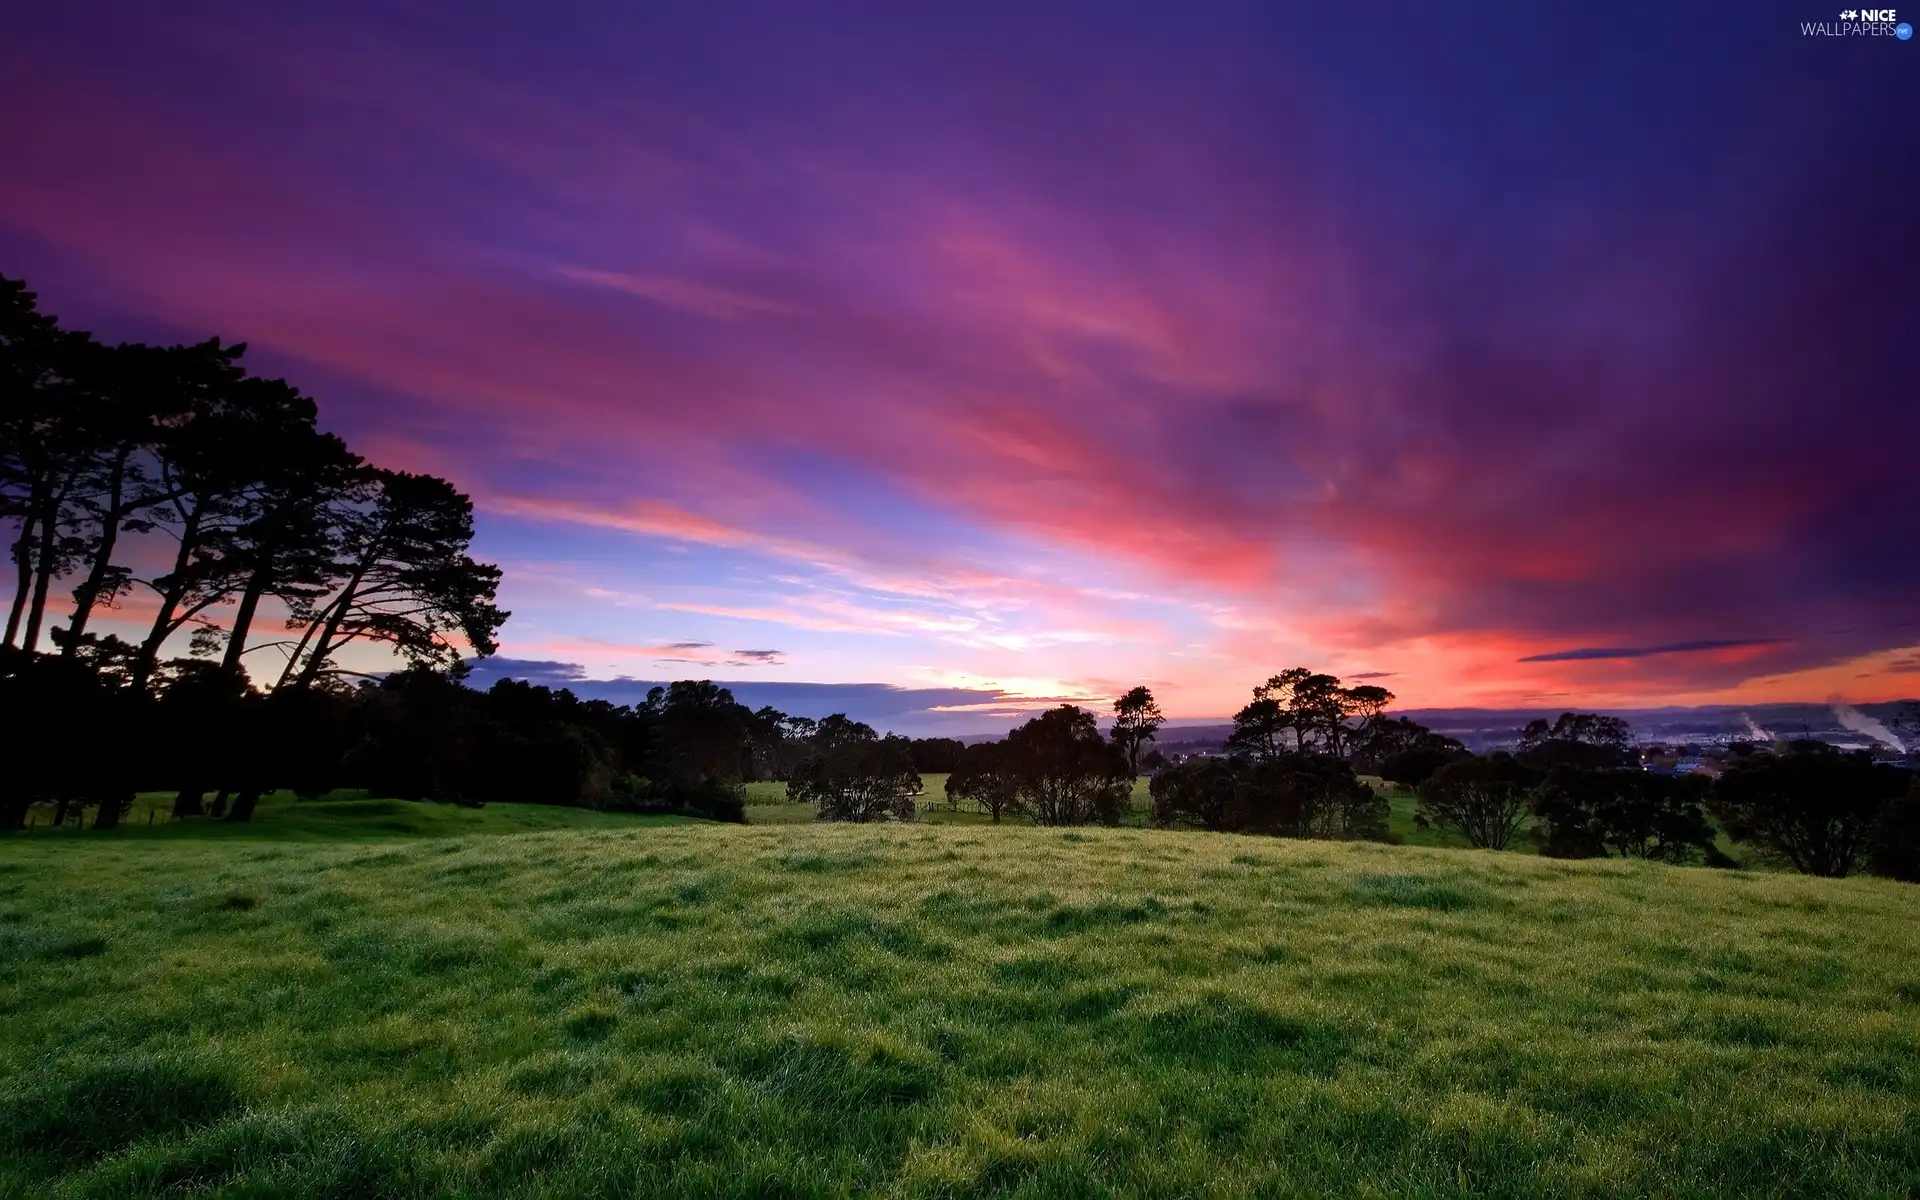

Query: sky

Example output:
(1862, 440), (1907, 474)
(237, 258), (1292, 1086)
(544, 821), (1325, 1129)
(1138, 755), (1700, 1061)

(2, 1), (1916, 734)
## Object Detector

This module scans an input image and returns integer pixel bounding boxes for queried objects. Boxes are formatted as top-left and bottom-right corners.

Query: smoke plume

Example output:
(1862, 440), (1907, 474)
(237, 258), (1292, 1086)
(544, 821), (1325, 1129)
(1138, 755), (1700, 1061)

(1829, 700), (1907, 754)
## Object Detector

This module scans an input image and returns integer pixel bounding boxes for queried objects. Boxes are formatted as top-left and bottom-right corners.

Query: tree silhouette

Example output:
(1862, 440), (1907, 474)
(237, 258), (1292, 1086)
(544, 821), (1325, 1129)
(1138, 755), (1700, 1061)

(276, 469), (505, 688)
(947, 740), (1022, 822)
(212, 400), (361, 682)
(1710, 741), (1906, 877)
(1110, 685), (1164, 776)
(1529, 768), (1719, 862)
(789, 716), (919, 821)
(1416, 753), (1535, 850)
(1003, 705), (1131, 826)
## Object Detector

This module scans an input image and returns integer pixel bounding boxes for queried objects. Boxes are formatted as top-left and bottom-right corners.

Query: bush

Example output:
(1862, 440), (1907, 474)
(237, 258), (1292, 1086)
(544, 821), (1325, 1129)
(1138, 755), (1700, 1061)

(947, 741), (1022, 822)
(606, 774), (747, 823)
(1149, 757), (1240, 831)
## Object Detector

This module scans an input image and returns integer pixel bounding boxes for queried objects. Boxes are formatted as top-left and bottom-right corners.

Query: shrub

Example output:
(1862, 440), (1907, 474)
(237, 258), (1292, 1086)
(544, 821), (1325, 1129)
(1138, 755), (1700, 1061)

(607, 773), (747, 823)
(1378, 745), (1469, 790)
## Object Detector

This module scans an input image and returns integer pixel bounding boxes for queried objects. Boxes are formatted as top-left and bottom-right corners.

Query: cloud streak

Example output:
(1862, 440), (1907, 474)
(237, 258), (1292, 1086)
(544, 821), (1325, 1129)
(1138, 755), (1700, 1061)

(1517, 639), (1790, 664)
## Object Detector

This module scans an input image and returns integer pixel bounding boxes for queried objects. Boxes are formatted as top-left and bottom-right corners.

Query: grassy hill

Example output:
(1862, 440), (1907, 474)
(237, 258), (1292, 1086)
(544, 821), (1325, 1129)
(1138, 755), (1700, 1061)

(3, 799), (1918, 1197)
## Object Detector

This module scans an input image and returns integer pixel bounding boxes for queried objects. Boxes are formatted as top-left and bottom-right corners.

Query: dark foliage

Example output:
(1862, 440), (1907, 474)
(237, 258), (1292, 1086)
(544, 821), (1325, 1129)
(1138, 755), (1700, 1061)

(1227, 668), (1397, 760)
(1001, 706), (1130, 826)
(1517, 712), (1636, 771)
(1150, 754), (1387, 840)
(790, 717), (920, 822)
(946, 741), (1023, 822)
(905, 736), (966, 774)
(1110, 685), (1164, 776)
(1415, 753), (1535, 850)
(1710, 741), (1910, 877)
(1355, 716), (1466, 777)
(1869, 776), (1920, 883)
(1529, 768), (1719, 863)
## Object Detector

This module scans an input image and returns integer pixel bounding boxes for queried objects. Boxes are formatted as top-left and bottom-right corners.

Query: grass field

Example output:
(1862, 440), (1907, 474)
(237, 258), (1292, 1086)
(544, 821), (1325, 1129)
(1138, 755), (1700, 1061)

(4, 797), (1918, 1197)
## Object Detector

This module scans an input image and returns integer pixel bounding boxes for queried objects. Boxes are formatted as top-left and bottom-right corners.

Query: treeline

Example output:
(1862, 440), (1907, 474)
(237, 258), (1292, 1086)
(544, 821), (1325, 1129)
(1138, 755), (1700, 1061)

(0, 646), (977, 829)
(1142, 679), (1919, 882)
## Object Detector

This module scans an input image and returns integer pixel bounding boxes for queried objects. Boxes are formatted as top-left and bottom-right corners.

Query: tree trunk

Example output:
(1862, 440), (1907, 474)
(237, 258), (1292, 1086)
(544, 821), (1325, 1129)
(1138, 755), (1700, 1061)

(20, 494), (59, 652)
(220, 573), (268, 679)
(209, 789), (229, 818)
(0, 795), (26, 831)
(290, 579), (361, 689)
(64, 449), (132, 652)
(133, 508), (203, 692)
(172, 788), (204, 817)
(52, 796), (73, 826)
(224, 787), (261, 823)
(4, 506), (37, 647)
(93, 794), (125, 831)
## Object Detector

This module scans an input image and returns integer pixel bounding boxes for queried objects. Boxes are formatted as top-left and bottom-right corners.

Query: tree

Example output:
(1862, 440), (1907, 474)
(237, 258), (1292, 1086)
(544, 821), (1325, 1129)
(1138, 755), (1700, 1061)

(1, 283), (95, 653)
(1710, 742), (1908, 877)
(1228, 669), (1397, 759)
(1869, 775), (1920, 883)
(1528, 768), (1720, 863)
(1226, 696), (1289, 761)
(642, 680), (757, 786)
(907, 736), (966, 774)
(127, 352), (306, 691)
(1148, 756), (1240, 831)
(212, 408), (362, 682)
(1336, 683), (1396, 758)
(1110, 685), (1164, 776)
(57, 342), (206, 654)
(1416, 754), (1534, 850)
(1357, 716), (1466, 779)
(1151, 754), (1387, 840)
(1003, 705), (1131, 826)
(790, 717), (919, 822)
(1518, 712), (1636, 770)
(947, 741), (1022, 822)
(276, 469), (506, 688)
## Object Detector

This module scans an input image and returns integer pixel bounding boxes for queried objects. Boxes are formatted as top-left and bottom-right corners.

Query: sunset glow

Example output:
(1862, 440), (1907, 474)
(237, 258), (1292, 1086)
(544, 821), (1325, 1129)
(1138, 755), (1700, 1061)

(2, 2), (1913, 732)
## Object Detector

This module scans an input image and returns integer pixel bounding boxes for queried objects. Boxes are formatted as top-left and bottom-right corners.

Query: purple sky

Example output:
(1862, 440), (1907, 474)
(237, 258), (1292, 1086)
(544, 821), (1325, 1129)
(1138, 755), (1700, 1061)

(3, 1), (1915, 732)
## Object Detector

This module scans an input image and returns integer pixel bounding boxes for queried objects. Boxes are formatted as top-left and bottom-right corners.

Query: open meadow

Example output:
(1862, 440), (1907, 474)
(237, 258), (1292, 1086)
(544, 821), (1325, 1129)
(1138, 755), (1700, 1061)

(4, 797), (1919, 1197)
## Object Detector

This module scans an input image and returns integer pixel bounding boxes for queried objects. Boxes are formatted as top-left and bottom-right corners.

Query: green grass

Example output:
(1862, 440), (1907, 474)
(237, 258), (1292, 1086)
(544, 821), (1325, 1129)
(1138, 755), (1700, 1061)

(3, 803), (1918, 1196)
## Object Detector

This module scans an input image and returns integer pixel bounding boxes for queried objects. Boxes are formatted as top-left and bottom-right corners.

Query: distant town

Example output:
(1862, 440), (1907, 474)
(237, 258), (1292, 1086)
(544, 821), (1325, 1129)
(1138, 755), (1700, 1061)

(1146, 701), (1917, 774)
